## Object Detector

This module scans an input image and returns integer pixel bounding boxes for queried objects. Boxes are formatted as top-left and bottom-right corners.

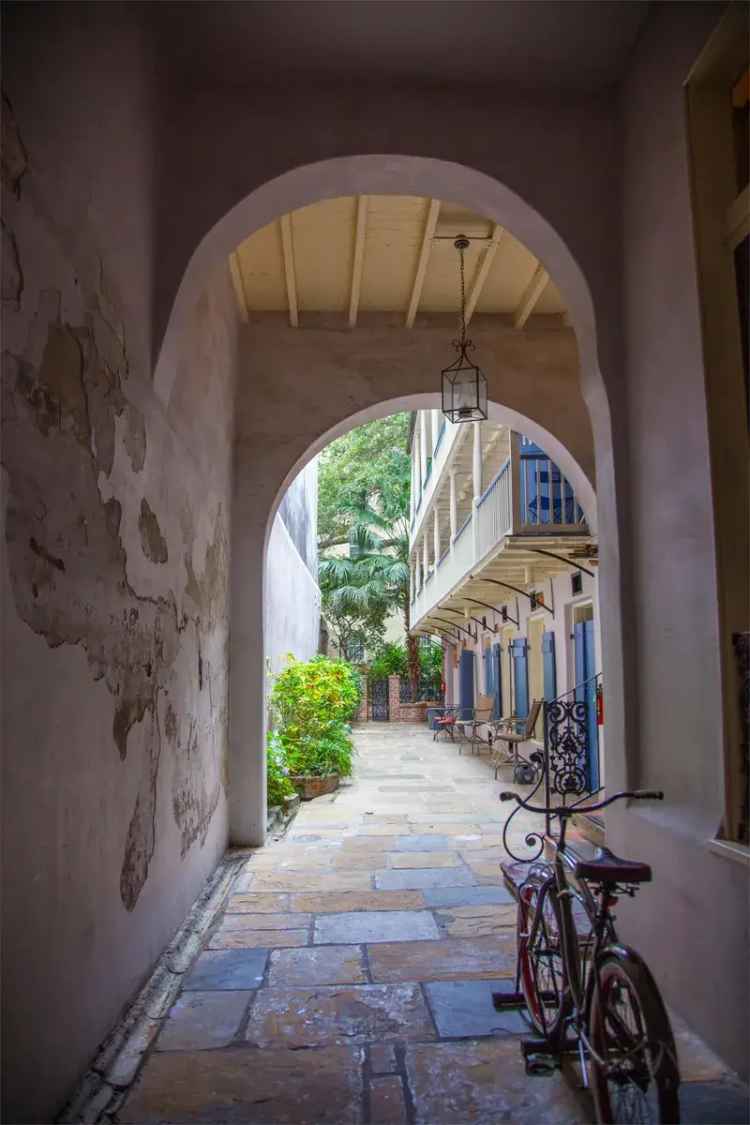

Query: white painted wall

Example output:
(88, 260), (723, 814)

(264, 461), (321, 680)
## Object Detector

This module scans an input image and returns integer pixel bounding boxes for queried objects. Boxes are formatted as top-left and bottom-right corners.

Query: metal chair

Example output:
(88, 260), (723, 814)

(488, 698), (543, 779)
(431, 705), (459, 742)
(455, 694), (495, 755)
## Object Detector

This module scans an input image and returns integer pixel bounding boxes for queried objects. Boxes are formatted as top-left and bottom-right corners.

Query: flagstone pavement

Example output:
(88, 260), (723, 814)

(119, 723), (747, 1124)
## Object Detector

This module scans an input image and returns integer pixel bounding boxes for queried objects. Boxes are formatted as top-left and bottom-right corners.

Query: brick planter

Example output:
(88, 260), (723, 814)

(386, 676), (440, 722)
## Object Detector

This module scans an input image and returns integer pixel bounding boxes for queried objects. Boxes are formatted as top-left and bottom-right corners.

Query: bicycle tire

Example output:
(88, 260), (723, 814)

(589, 951), (680, 1124)
(517, 871), (569, 1038)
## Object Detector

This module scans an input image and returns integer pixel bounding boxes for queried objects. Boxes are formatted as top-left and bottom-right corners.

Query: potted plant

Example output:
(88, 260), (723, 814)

(268, 655), (359, 801)
(286, 720), (354, 799)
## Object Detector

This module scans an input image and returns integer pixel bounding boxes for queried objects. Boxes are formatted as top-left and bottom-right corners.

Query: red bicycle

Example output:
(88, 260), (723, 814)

(498, 787), (680, 1124)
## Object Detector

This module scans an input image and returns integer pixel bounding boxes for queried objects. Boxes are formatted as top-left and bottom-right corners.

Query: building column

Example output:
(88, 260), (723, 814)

(472, 421), (483, 562)
(423, 533), (429, 578)
(472, 420), (483, 500)
(433, 507), (441, 567)
(415, 426), (423, 497)
(449, 471), (457, 551)
(420, 411), (428, 482)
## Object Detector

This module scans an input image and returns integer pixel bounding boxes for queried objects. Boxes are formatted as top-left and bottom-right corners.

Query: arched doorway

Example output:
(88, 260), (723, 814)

(151, 157), (624, 847)
(236, 392), (599, 845)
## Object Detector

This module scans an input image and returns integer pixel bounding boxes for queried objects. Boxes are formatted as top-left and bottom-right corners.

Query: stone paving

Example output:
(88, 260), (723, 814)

(120, 723), (748, 1125)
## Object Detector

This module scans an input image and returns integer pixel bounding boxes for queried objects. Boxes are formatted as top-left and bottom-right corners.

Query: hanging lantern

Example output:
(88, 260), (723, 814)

(441, 236), (488, 423)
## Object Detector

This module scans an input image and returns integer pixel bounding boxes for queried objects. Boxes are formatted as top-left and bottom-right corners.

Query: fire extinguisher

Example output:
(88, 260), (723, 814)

(596, 681), (604, 726)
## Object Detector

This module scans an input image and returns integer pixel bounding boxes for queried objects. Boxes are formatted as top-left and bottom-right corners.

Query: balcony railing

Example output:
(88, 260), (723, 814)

(411, 440), (588, 629)
(477, 460), (512, 558)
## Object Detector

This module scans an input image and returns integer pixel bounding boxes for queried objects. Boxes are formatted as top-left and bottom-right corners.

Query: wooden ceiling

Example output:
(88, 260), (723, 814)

(229, 195), (567, 329)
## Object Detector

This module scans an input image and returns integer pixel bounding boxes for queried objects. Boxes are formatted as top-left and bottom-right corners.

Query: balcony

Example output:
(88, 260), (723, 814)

(411, 439), (591, 631)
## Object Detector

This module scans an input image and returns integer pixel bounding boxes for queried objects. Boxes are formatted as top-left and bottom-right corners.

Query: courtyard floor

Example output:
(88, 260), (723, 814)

(119, 722), (747, 1124)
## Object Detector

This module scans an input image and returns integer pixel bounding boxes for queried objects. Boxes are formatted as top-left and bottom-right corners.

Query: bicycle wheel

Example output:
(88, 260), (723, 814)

(517, 872), (568, 1038)
(589, 952), (680, 1124)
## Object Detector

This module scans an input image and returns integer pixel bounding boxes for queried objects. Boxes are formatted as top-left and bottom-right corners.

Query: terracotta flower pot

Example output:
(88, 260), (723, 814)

(290, 774), (340, 801)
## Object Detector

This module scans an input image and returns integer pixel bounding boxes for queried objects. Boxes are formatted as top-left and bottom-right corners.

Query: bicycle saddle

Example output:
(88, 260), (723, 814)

(574, 847), (652, 884)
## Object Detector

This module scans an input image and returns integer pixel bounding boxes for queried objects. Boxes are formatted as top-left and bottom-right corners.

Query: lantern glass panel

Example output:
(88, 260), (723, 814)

(441, 360), (488, 423)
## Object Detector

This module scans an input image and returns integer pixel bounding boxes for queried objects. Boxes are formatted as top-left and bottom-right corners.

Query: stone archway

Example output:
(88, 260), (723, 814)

(157, 156), (625, 846)
(232, 381), (599, 845)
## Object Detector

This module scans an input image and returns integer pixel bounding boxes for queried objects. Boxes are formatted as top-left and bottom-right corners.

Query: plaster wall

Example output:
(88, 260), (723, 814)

(265, 472), (321, 675)
(3, 0), (745, 1103)
(607, 1), (749, 1077)
(277, 457), (318, 577)
(1, 12), (237, 1120)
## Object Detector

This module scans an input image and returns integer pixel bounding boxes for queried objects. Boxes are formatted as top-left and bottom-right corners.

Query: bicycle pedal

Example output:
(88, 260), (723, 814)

(524, 1053), (559, 1076)
(491, 990), (525, 1011)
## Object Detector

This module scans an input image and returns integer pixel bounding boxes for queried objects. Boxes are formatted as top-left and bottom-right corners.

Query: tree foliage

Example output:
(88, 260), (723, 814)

(318, 414), (411, 548)
(318, 412), (421, 686)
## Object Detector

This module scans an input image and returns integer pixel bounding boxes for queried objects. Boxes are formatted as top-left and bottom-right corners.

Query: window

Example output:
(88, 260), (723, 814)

(571, 572), (583, 596)
(345, 640), (364, 663)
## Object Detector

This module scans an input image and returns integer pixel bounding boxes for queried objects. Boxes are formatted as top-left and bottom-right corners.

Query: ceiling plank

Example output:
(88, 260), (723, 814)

(279, 213), (299, 328)
(465, 224), (504, 324)
(228, 252), (249, 324)
(405, 198), (441, 328)
(513, 262), (549, 329)
(348, 195), (368, 327)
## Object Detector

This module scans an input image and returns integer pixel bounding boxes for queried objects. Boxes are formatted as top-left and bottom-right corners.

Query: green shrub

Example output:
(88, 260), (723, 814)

(419, 642), (443, 696)
(284, 720), (354, 779)
(368, 641), (408, 682)
(269, 655), (358, 781)
(266, 729), (296, 808)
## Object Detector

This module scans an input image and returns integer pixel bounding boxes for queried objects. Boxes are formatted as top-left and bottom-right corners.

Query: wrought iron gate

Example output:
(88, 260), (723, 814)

(370, 678), (390, 721)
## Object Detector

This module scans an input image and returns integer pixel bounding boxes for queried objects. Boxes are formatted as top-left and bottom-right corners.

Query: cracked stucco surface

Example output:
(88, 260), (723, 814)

(1, 90), (233, 915)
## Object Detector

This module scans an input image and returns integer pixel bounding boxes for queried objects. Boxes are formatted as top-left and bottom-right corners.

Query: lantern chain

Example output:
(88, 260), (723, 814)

(459, 241), (467, 347)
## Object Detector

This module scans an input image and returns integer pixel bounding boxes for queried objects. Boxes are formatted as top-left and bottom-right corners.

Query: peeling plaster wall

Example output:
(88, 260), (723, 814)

(1, 10), (237, 1121)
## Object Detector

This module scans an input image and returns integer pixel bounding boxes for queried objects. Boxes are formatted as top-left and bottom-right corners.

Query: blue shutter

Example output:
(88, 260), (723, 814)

(511, 638), (528, 718)
(492, 642), (502, 719)
(542, 632), (557, 702)
(459, 649), (475, 718)
(574, 620), (599, 790)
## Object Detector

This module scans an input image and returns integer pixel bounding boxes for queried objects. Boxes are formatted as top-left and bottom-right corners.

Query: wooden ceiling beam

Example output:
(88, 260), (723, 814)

(406, 198), (441, 328)
(228, 252), (249, 324)
(513, 262), (549, 329)
(465, 224), (504, 324)
(348, 195), (368, 328)
(280, 213), (299, 328)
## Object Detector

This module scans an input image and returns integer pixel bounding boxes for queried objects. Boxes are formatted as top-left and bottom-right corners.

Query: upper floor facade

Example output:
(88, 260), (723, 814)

(408, 410), (592, 634)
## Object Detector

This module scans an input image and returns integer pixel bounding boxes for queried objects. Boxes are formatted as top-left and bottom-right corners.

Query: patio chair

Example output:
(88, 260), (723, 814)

(455, 694), (495, 755)
(488, 698), (543, 779)
(432, 705), (459, 742)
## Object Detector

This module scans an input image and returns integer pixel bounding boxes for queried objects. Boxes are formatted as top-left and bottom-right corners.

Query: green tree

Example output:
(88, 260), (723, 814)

(318, 412), (421, 688)
(317, 414), (411, 549)
(319, 504), (420, 689)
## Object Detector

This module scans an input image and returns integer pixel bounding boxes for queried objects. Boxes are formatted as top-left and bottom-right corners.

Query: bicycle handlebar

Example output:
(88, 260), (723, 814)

(499, 788), (664, 816)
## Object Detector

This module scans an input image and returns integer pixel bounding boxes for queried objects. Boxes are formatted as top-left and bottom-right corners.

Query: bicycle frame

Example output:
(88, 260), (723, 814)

(502, 786), (664, 1063)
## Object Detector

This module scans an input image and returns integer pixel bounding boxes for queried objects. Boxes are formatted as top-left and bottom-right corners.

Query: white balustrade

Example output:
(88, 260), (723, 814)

(410, 442), (587, 631)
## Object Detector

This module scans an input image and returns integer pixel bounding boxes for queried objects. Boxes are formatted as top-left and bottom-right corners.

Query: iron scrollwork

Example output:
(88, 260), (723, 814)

(546, 697), (589, 797)
(501, 767), (546, 862)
